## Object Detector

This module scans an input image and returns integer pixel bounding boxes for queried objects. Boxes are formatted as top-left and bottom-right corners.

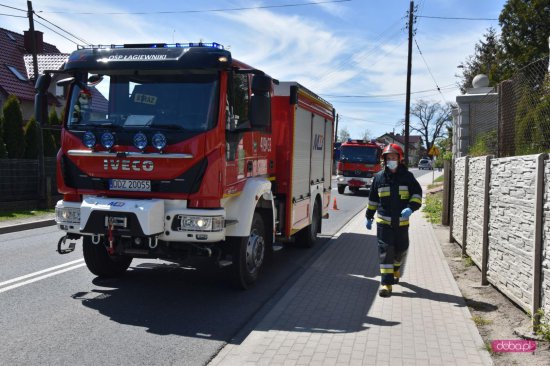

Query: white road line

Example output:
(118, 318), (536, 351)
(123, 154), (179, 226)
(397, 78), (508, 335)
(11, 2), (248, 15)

(0, 259), (85, 292)
(0, 263), (86, 294)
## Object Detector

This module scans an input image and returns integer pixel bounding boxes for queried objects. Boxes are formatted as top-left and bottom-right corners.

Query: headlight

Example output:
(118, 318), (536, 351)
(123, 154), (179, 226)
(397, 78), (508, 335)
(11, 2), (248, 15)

(82, 131), (96, 148)
(338, 177), (345, 182)
(55, 207), (80, 224)
(133, 132), (148, 150)
(100, 132), (115, 149)
(152, 132), (167, 151)
(176, 215), (224, 232)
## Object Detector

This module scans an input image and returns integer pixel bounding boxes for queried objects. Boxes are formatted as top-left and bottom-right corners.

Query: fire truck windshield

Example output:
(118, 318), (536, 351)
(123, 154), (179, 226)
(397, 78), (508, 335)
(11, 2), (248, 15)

(67, 73), (219, 132)
(340, 146), (379, 164)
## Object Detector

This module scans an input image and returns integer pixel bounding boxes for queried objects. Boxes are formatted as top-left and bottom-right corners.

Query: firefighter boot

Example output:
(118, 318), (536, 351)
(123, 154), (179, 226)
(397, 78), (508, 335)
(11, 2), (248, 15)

(393, 270), (401, 284)
(378, 284), (392, 298)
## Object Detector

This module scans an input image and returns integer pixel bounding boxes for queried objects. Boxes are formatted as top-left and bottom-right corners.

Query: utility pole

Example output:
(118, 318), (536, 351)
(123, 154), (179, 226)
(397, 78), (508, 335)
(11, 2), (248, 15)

(404, 0), (414, 166)
(27, 0), (46, 203)
(334, 113), (339, 143)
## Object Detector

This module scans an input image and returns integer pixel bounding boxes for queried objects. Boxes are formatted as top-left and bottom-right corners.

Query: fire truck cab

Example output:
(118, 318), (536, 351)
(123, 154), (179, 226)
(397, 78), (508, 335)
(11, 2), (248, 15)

(336, 139), (383, 194)
(36, 42), (334, 289)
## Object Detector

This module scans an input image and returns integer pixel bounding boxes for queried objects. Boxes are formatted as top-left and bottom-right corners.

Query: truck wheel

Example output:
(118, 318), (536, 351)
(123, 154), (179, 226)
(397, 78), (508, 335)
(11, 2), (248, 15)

(83, 236), (132, 278)
(337, 185), (345, 194)
(296, 199), (321, 248)
(230, 212), (266, 290)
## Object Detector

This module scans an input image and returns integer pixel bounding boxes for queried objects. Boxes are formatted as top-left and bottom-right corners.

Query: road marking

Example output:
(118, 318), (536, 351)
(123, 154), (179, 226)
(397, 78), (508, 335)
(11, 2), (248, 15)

(0, 259), (85, 294)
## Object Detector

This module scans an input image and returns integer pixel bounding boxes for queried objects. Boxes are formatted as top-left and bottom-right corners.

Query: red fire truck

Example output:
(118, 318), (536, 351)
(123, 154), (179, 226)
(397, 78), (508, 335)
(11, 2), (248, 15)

(35, 42), (334, 289)
(336, 139), (383, 194)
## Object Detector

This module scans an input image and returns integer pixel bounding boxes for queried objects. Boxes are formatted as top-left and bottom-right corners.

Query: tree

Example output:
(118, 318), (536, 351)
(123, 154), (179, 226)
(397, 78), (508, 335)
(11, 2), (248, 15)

(24, 117), (40, 159)
(458, 27), (506, 93)
(409, 100), (452, 152)
(44, 109), (59, 157)
(499, 0), (550, 71)
(338, 127), (350, 142)
(361, 129), (372, 141)
(0, 116), (6, 158)
(2, 95), (25, 158)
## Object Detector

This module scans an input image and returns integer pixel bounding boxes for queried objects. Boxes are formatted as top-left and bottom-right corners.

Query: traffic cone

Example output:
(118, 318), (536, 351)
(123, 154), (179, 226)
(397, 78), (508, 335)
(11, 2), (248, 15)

(332, 197), (339, 210)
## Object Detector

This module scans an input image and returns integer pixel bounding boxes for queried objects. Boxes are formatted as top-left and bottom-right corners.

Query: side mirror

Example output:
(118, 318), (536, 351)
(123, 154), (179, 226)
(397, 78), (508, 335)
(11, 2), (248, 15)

(249, 74), (271, 130)
(34, 73), (52, 127)
(251, 74), (272, 93)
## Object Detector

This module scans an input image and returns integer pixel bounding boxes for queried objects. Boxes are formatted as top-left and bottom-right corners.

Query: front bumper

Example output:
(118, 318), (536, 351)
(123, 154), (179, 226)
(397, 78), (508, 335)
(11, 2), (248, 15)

(55, 196), (226, 243)
(336, 175), (373, 188)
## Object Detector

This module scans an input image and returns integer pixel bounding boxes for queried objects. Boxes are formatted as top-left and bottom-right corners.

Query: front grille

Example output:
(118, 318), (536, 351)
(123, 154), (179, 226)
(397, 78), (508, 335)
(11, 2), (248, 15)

(343, 170), (373, 178)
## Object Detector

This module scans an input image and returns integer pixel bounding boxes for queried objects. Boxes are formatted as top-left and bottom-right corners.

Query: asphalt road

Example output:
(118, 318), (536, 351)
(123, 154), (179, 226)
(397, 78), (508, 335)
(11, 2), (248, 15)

(0, 170), (434, 365)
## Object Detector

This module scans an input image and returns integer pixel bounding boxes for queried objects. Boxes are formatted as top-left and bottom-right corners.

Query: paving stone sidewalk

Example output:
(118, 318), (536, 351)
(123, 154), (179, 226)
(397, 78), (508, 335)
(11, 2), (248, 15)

(210, 178), (492, 366)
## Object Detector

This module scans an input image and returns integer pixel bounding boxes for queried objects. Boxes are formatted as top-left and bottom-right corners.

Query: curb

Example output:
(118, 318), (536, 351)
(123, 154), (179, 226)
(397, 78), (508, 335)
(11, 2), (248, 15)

(0, 218), (56, 235)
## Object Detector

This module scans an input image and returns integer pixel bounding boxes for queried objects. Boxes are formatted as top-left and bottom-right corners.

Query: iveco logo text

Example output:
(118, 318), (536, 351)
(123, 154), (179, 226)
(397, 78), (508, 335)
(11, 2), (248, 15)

(103, 159), (154, 172)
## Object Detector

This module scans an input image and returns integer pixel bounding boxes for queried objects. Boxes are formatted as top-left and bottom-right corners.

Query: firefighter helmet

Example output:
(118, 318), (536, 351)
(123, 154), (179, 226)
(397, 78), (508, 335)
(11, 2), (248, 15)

(382, 143), (404, 161)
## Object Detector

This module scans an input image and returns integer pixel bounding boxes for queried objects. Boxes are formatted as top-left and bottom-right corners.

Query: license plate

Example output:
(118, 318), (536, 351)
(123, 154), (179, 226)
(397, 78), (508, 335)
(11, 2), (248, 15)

(109, 179), (151, 192)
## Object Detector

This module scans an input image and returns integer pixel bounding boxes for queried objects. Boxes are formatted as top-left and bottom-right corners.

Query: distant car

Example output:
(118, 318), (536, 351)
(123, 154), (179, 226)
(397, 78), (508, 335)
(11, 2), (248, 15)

(418, 158), (433, 170)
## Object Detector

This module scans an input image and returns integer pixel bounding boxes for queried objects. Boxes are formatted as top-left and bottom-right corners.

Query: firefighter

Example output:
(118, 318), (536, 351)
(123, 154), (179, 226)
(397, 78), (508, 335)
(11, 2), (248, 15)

(364, 143), (422, 297)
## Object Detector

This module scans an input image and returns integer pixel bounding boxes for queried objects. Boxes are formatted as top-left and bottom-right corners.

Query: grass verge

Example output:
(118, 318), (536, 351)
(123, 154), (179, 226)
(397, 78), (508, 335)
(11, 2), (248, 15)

(0, 209), (54, 222)
(422, 192), (442, 224)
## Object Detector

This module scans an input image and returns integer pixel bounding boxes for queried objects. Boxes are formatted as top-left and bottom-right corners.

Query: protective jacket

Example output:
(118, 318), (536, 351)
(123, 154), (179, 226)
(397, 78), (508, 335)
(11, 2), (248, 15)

(365, 165), (422, 228)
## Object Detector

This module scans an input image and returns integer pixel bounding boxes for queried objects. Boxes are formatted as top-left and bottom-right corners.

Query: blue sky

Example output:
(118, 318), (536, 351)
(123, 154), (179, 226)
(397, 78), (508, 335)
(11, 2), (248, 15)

(2, 0), (506, 139)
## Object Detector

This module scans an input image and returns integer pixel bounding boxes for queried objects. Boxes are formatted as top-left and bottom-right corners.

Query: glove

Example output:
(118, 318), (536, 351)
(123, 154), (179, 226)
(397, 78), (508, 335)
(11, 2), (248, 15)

(401, 207), (413, 219)
(365, 218), (373, 230)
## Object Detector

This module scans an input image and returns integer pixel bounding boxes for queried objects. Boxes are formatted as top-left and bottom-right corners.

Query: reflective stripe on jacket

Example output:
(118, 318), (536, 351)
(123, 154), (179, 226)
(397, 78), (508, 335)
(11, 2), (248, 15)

(365, 165), (423, 228)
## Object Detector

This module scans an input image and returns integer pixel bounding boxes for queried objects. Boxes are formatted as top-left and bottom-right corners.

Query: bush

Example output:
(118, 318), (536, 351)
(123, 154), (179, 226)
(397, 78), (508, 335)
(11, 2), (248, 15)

(469, 129), (497, 156)
(43, 111), (57, 157)
(0, 116), (6, 158)
(2, 95), (25, 158)
(24, 117), (40, 159)
(48, 108), (61, 152)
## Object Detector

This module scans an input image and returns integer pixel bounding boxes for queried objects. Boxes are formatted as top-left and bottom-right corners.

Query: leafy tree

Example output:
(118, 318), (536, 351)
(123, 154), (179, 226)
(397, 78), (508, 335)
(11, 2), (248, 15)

(409, 99), (453, 153)
(0, 116), (6, 158)
(49, 109), (61, 148)
(44, 109), (59, 157)
(2, 95), (25, 158)
(24, 117), (40, 159)
(361, 129), (371, 141)
(458, 27), (506, 93)
(338, 127), (350, 142)
(499, 0), (550, 72)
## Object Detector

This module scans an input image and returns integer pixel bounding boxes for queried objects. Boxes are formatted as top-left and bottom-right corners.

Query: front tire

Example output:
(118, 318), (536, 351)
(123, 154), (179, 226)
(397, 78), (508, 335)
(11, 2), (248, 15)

(83, 236), (132, 278)
(337, 185), (345, 194)
(230, 212), (266, 289)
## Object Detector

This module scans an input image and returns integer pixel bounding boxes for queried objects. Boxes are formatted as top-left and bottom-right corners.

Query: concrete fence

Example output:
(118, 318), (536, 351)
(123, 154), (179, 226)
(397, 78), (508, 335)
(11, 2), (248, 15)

(450, 154), (550, 326)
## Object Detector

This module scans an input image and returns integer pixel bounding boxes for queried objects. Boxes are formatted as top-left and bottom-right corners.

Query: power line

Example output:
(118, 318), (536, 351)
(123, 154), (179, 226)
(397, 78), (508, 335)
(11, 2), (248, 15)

(321, 85), (456, 98)
(0, 12), (26, 18)
(0, 3), (26, 12)
(34, 19), (80, 46)
(413, 39), (447, 100)
(33, 12), (91, 45)
(417, 15), (498, 21)
(38, 0), (351, 15)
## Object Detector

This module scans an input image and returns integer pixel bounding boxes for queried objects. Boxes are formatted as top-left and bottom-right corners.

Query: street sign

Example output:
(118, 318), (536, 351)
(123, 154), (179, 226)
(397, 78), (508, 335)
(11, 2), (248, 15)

(429, 146), (440, 156)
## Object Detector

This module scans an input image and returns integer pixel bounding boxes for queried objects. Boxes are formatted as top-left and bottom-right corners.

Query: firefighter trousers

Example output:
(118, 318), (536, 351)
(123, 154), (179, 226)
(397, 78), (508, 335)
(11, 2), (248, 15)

(377, 224), (409, 285)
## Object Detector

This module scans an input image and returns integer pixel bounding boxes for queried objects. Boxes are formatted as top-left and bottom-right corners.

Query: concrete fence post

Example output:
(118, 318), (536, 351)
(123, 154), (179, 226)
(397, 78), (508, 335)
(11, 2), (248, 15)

(461, 156), (469, 256)
(532, 153), (548, 328)
(481, 155), (493, 285)
(449, 158), (455, 243)
(442, 160), (451, 226)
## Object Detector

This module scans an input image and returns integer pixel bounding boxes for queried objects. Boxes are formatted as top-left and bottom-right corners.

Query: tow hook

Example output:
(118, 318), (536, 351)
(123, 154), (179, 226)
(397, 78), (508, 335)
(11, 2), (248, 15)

(57, 234), (80, 254)
(107, 219), (115, 255)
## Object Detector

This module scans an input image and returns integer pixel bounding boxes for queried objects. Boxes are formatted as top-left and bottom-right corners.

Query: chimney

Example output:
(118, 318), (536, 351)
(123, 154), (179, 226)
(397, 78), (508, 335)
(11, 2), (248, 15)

(24, 30), (44, 53)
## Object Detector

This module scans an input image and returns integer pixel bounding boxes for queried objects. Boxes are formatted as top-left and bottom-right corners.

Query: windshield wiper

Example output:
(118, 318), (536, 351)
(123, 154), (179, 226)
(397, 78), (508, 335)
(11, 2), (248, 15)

(71, 122), (119, 129)
(153, 123), (186, 130)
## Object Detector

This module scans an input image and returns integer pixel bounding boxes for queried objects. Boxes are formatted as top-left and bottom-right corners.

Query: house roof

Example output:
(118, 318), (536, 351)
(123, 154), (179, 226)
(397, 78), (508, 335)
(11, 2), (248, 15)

(0, 27), (64, 102)
(24, 54), (68, 79)
(377, 132), (422, 146)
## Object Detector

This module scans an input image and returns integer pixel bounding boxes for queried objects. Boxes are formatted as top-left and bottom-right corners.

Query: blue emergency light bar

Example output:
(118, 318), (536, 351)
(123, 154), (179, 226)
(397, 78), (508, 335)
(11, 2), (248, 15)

(78, 42), (225, 50)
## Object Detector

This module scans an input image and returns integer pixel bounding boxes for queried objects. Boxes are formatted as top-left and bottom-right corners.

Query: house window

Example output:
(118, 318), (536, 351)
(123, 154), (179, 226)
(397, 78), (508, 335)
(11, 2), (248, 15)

(7, 65), (28, 81)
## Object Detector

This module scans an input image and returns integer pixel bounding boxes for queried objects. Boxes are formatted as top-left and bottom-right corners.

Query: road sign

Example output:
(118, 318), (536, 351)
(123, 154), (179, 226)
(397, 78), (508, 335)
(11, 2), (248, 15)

(429, 146), (440, 156)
